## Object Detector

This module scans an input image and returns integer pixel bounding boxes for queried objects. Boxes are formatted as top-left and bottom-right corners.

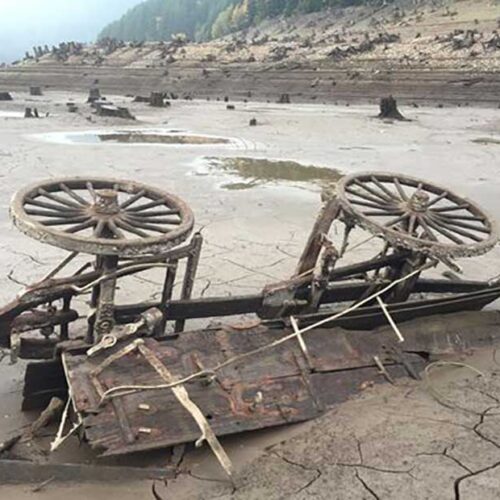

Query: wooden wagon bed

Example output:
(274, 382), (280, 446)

(62, 310), (500, 457)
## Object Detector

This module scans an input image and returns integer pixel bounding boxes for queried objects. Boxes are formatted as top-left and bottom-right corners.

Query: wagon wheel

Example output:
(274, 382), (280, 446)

(10, 177), (194, 257)
(337, 172), (498, 259)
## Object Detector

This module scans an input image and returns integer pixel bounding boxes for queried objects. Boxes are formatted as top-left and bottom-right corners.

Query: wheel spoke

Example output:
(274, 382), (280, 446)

(120, 189), (146, 209)
(125, 214), (181, 226)
(393, 178), (408, 201)
(353, 179), (395, 204)
(65, 220), (96, 234)
(26, 198), (80, 212)
(94, 219), (107, 238)
(432, 204), (470, 213)
(426, 191), (448, 208)
(350, 199), (393, 211)
(60, 183), (90, 206)
(40, 216), (91, 227)
(107, 219), (126, 239)
(424, 217), (465, 244)
(123, 217), (170, 234)
(432, 214), (490, 235)
(428, 214), (483, 242)
(370, 176), (400, 201)
(347, 187), (394, 208)
(384, 213), (409, 228)
(128, 209), (180, 218)
(38, 188), (81, 209)
(115, 218), (149, 238)
(417, 215), (438, 241)
(25, 208), (83, 218)
(408, 214), (417, 235)
(86, 182), (97, 202)
(127, 198), (168, 213)
(434, 213), (485, 223)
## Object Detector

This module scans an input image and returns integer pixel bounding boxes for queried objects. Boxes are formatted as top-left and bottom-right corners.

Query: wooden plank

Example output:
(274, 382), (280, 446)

(0, 460), (173, 484)
(64, 330), (325, 455)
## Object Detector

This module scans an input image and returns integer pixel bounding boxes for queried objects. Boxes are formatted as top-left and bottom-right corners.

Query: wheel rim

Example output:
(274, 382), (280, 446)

(337, 172), (498, 258)
(10, 177), (195, 256)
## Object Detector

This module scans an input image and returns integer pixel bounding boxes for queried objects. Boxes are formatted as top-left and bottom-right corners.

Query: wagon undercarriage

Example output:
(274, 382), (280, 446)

(1, 171), (500, 475)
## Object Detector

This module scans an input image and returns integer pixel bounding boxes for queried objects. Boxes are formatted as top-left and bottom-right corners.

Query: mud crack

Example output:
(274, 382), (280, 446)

(454, 460), (500, 500)
(453, 404), (500, 499)
(355, 469), (380, 500)
(271, 451), (322, 493)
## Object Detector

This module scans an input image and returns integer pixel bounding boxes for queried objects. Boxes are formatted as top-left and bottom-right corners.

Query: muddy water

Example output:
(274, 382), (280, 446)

(203, 157), (343, 190)
(34, 129), (235, 146)
(99, 132), (229, 145)
(472, 137), (500, 145)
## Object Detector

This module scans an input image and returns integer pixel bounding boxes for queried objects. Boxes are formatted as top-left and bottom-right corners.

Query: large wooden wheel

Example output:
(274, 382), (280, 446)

(10, 177), (194, 256)
(337, 172), (498, 258)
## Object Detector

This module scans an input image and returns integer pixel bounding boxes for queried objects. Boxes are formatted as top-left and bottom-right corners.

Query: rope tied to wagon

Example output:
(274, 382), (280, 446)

(99, 260), (436, 405)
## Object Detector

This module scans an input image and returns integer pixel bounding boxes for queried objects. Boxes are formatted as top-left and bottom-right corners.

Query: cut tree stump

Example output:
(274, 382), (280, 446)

(149, 92), (165, 107)
(278, 93), (291, 104)
(87, 87), (101, 103)
(378, 96), (408, 121)
(29, 86), (42, 96)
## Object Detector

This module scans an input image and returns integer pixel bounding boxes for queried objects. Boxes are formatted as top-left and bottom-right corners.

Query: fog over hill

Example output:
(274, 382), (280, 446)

(0, 0), (141, 64)
(99, 0), (390, 43)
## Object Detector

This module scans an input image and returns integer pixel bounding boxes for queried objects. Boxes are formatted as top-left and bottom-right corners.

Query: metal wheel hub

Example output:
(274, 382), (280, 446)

(93, 189), (120, 215)
(407, 190), (430, 213)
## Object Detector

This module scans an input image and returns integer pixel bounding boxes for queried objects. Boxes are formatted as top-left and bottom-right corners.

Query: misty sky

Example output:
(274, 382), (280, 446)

(0, 0), (142, 63)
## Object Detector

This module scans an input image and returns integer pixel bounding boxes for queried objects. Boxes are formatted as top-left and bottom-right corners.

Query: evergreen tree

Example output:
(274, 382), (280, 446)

(98, 0), (391, 43)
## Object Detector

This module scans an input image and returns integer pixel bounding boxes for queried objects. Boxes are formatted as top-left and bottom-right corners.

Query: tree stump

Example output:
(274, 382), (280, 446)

(133, 95), (150, 103)
(67, 102), (78, 113)
(87, 87), (101, 103)
(249, 118), (257, 126)
(149, 92), (165, 107)
(378, 96), (407, 121)
(29, 86), (42, 96)
(24, 108), (40, 118)
(278, 93), (291, 104)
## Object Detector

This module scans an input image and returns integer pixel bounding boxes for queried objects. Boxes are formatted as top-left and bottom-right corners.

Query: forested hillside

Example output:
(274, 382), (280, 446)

(98, 0), (389, 42)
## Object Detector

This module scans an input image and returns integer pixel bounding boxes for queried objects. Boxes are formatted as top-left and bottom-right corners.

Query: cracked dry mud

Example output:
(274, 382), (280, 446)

(1, 94), (500, 499)
(167, 353), (500, 500)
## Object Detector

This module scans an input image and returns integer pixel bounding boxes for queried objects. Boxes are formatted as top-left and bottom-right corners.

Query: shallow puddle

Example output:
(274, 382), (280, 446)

(472, 137), (500, 145)
(203, 157), (342, 190)
(34, 129), (234, 146)
(99, 131), (229, 145)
